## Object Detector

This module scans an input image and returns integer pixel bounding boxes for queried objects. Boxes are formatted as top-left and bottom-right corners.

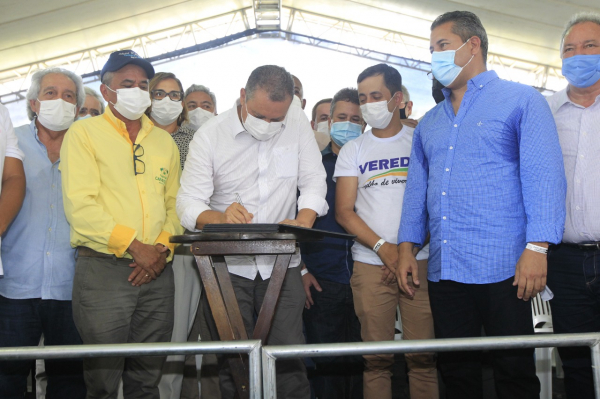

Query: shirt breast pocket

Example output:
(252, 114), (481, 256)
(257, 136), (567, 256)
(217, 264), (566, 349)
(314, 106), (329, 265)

(150, 155), (170, 194)
(274, 146), (298, 179)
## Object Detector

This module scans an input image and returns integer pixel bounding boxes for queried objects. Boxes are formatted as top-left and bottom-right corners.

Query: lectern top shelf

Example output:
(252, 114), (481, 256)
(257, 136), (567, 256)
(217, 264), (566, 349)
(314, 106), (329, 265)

(169, 223), (356, 244)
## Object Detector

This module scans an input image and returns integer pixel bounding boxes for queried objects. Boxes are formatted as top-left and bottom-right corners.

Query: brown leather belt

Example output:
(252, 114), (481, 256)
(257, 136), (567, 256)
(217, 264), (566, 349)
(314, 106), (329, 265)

(77, 246), (115, 259)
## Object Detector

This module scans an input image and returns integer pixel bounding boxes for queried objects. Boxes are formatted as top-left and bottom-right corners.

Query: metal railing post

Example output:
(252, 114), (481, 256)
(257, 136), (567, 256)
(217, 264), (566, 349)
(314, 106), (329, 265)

(591, 340), (600, 399)
(249, 340), (262, 399)
(262, 347), (277, 399)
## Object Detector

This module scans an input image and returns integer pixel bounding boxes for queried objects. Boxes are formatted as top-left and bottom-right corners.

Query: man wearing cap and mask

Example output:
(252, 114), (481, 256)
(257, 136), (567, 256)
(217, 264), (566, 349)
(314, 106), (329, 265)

(0, 67), (85, 399)
(335, 63), (438, 399)
(546, 12), (600, 399)
(396, 11), (566, 398)
(300, 87), (364, 398)
(60, 50), (183, 398)
(177, 65), (327, 399)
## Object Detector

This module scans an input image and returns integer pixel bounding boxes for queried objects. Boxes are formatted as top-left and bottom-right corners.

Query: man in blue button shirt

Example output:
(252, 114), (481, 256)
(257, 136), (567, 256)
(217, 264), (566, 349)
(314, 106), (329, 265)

(396, 11), (566, 399)
(0, 67), (87, 399)
(301, 87), (363, 399)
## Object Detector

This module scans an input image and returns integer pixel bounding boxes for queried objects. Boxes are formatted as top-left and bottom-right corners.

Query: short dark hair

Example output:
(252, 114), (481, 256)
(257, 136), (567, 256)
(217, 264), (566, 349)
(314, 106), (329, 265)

(311, 98), (332, 122)
(431, 11), (488, 63)
(357, 64), (402, 98)
(245, 65), (294, 102)
(330, 88), (359, 118)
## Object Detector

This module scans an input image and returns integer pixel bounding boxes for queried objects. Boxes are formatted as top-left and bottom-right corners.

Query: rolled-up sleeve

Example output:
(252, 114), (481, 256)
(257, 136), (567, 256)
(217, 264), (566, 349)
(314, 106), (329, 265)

(518, 91), (566, 244)
(296, 115), (328, 216)
(398, 125), (429, 246)
(176, 132), (214, 231)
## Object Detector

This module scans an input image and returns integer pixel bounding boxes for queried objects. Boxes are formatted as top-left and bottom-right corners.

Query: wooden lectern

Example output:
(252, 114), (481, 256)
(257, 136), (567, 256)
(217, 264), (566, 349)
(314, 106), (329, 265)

(170, 224), (354, 399)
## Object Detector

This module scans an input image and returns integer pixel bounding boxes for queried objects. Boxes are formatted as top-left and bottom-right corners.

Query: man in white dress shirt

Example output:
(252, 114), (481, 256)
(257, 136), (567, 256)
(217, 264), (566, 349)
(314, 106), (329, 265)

(546, 12), (600, 399)
(177, 65), (327, 399)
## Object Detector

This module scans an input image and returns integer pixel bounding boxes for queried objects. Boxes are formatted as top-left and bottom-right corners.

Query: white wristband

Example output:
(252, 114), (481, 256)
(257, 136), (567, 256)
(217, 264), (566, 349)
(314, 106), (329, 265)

(373, 239), (386, 253)
(301, 268), (309, 276)
(526, 243), (548, 254)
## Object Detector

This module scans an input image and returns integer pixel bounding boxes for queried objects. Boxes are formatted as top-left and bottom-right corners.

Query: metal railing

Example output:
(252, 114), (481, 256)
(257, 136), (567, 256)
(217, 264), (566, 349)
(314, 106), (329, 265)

(0, 340), (263, 399)
(263, 332), (600, 399)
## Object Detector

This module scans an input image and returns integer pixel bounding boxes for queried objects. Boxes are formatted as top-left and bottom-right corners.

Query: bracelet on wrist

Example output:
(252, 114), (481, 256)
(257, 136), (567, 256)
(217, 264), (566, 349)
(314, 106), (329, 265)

(526, 243), (548, 254)
(301, 268), (309, 276)
(373, 239), (386, 253)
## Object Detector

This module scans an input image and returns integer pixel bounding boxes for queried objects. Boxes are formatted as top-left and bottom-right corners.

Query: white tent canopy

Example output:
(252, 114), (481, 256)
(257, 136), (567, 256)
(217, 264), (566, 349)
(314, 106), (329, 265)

(1, 0), (599, 101)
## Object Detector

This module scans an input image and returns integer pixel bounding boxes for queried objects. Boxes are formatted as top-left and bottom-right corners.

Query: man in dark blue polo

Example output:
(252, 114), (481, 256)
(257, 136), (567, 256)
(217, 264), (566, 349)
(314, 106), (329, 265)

(301, 87), (364, 399)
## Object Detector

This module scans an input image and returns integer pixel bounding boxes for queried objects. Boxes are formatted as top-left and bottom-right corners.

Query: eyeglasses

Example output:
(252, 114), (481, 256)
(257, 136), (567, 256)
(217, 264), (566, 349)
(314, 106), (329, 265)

(133, 144), (145, 176)
(151, 89), (184, 102)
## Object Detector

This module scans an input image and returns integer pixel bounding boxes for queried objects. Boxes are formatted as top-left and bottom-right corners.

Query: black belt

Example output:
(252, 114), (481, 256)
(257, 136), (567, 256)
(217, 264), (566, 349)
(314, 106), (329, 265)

(561, 242), (600, 251)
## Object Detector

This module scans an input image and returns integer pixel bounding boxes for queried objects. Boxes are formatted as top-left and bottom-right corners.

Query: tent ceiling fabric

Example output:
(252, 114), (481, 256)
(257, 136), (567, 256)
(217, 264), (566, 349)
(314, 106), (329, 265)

(1, 0), (599, 73)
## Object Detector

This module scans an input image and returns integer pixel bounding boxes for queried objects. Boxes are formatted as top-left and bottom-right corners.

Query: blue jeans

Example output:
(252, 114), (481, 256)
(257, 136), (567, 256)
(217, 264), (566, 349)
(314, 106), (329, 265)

(0, 296), (86, 399)
(303, 278), (363, 399)
(548, 244), (600, 399)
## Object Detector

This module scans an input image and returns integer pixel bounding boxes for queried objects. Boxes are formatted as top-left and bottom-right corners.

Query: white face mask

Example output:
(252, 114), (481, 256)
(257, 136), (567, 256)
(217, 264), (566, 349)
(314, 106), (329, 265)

(291, 94), (303, 108)
(315, 120), (329, 134)
(37, 98), (76, 131)
(150, 98), (182, 126)
(360, 93), (398, 129)
(187, 107), (215, 130)
(107, 86), (151, 121)
(242, 101), (283, 141)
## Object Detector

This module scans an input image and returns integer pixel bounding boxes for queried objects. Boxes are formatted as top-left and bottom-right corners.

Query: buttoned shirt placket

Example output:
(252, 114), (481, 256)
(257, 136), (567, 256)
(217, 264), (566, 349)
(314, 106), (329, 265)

(439, 82), (483, 280)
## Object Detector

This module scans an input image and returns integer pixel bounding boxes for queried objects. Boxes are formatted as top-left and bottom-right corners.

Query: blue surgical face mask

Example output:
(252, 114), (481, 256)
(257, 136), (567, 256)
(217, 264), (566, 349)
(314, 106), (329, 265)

(562, 54), (600, 88)
(330, 121), (362, 147)
(431, 39), (474, 87)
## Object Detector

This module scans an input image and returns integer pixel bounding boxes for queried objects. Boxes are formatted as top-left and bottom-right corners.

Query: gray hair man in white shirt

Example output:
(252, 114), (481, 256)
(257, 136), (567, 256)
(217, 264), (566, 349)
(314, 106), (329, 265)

(546, 12), (600, 399)
(177, 64), (328, 399)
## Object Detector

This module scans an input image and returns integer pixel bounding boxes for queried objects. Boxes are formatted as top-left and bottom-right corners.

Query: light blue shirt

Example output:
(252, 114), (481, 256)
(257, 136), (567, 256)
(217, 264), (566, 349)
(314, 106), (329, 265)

(398, 71), (566, 284)
(0, 120), (76, 300)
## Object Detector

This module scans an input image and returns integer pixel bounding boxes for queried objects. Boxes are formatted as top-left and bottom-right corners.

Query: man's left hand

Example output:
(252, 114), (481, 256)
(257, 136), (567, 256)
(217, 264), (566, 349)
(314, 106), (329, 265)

(278, 219), (309, 228)
(513, 243), (548, 301)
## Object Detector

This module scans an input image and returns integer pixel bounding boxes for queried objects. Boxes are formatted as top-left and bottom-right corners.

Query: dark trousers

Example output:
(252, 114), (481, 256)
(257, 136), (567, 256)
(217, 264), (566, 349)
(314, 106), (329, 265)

(428, 277), (540, 399)
(303, 278), (363, 399)
(0, 296), (86, 399)
(72, 256), (175, 399)
(204, 267), (310, 399)
(548, 244), (600, 399)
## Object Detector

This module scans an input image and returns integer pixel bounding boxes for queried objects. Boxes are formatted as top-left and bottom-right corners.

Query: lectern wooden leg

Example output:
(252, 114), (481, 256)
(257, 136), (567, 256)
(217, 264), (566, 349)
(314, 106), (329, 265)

(194, 255), (250, 399)
(253, 254), (292, 342)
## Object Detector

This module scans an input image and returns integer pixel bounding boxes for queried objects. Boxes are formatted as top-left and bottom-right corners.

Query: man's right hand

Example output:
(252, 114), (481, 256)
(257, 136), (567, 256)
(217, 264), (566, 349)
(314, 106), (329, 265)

(396, 242), (420, 297)
(220, 203), (253, 224)
(377, 242), (399, 285)
(302, 271), (322, 309)
(127, 240), (167, 285)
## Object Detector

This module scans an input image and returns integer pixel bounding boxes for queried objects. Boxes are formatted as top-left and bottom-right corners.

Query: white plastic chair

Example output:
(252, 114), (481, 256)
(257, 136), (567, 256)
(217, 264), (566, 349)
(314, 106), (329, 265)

(531, 293), (554, 399)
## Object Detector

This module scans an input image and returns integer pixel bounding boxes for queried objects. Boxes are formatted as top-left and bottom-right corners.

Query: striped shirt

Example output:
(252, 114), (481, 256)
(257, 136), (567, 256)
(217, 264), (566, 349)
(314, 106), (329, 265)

(399, 70), (566, 284)
(177, 100), (328, 280)
(547, 88), (600, 243)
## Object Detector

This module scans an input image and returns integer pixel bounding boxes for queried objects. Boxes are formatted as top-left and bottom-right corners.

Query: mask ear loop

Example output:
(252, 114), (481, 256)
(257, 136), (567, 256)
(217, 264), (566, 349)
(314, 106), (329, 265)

(388, 91), (400, 114)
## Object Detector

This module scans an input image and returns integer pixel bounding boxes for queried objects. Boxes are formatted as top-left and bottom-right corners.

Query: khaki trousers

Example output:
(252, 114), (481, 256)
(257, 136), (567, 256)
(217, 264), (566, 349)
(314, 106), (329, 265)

(351, 260), (438, 399)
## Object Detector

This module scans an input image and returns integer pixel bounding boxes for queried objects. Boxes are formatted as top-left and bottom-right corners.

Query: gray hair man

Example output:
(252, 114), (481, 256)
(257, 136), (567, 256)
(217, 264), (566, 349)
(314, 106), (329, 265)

(59, 50), (183, 398)
(311, 98), (332, 152)
(177, 64), (327, 399)
(184, 84), (217, 130)
(546, 12), (600, 399)
(79, 86), (105, 119)
(0, 67), (86, 397)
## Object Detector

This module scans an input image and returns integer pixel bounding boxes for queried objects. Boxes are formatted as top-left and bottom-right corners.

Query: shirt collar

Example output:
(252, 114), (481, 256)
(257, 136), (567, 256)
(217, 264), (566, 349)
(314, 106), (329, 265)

(441, 70), (499, 100)
(102, 106), (154, 144)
